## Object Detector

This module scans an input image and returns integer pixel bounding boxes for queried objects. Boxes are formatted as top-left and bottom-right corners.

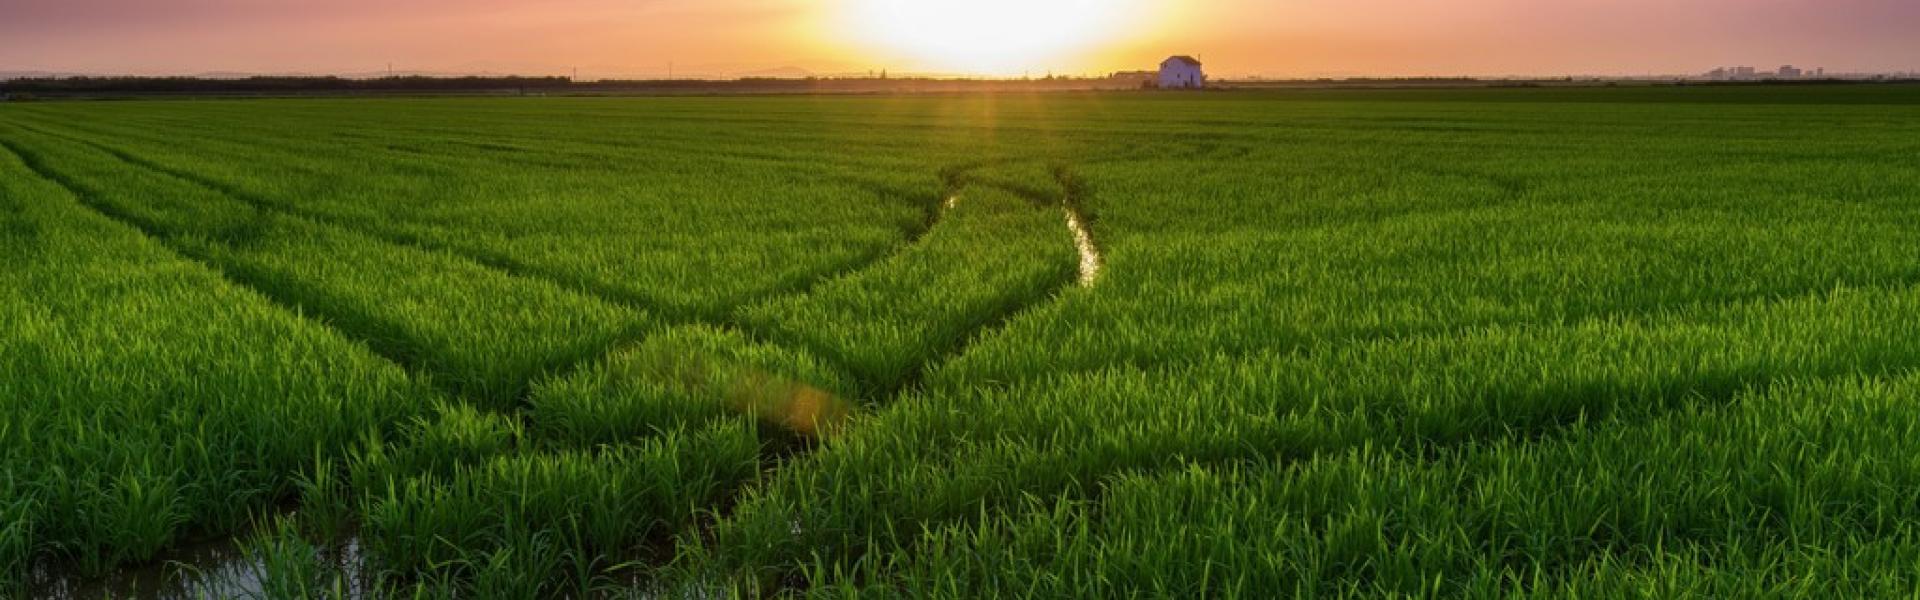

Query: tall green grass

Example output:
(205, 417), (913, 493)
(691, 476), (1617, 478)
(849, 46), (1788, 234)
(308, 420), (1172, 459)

(0, 124), (646, 408)
(739, 186), (1078, 392)
(3, 86), (1919, 595)
(844, 373), (1920, 597)
(531, 325), (858, 445)
(697, 281), (1920, 587)
(0, 129), (435, 583)
(8, 101), (929, 322)
(360, 422), (761, 596)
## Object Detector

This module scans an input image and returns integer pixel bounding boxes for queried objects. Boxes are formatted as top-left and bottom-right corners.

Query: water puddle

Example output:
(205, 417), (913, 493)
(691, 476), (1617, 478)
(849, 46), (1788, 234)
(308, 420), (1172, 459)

(1063, 206), (1102, 286)
(32, 536), (256, 599)
(32, 534), (368, 599)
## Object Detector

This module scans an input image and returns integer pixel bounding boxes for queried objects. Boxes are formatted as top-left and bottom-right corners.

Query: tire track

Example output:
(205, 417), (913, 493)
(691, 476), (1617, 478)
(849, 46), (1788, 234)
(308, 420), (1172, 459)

(0, 135), (455, 403)
(4, 118), (1083, 595)
(869, 162), (1101, 400)
(19, 120), (1005, 421)
(7, 124), (1103, 594)
(9, 122), (873, 401)
(5, 125), (639, 406)
(24, 115), (1098, 424)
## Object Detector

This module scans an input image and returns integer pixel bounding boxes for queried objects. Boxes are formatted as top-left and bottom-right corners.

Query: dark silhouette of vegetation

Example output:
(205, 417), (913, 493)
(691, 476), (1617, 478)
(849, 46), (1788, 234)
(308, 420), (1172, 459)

(4, 74), (1913, 101)
(0, 75), (573, 95)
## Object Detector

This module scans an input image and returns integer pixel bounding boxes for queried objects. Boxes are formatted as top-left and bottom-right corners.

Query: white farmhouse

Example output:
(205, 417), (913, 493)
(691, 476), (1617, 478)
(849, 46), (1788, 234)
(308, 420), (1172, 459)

(1158, 56), (1205, 89)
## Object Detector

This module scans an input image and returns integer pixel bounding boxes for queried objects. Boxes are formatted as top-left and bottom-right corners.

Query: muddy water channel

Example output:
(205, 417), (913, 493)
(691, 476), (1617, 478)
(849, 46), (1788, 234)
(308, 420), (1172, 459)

(1064, 205), (1102, 286)
(33, 535), (368, 599)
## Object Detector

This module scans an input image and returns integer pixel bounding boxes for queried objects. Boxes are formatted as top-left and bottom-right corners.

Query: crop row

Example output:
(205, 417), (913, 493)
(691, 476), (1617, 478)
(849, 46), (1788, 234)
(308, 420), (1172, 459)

(694, 277), (1920, 590)
(4, 88), (1919, 596)
(0, 137), (437, 586)
(848, 372), (1920, 596)
(8, 104), (929, 321)
(0, 123), (647, 407)
(0, 99), (1095, 594)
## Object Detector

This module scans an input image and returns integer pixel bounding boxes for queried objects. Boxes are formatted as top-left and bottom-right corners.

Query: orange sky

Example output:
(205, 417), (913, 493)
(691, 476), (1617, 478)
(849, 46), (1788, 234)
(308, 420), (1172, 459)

(2, 0), (1916, 78)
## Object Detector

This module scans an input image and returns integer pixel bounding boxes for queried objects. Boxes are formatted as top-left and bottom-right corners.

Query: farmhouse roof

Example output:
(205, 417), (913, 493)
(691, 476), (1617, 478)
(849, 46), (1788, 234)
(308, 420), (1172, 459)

(1164, 56), (1203, 66)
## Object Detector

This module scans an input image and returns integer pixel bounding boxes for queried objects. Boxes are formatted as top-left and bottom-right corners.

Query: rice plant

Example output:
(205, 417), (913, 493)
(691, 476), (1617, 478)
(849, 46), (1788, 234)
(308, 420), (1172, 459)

(3, 85), (1918, 596)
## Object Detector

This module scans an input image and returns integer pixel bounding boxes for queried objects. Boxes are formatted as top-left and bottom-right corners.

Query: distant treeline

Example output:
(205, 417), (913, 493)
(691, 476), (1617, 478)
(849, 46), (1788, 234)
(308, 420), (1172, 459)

(0, 75), (574, 94)
(6, 74), (1912, 99)
(0, 75), (1151, 98)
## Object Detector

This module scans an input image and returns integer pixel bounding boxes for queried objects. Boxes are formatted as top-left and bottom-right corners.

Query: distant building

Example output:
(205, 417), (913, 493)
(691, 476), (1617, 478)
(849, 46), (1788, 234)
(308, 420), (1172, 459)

(1109, 70), (1157, 87)
(1158, 56), (1205, 89)
(1703, 64), (1835, 81)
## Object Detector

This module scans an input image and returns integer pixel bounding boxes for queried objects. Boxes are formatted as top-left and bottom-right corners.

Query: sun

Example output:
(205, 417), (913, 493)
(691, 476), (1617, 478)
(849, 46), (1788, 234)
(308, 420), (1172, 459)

(838, 0), (1155, 75)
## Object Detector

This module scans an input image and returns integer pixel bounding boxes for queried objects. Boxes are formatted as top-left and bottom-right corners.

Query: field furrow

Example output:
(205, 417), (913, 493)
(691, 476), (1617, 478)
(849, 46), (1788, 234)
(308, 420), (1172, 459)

(737, 183), (1079, 396)
(697, 279), (1920, 589)
(4, 87), (1918, 597)
(0, 135), (438, 590)
(9, 109), (927, 322)
(0, 125), (644, 408)
(849, 371), (1920, 596)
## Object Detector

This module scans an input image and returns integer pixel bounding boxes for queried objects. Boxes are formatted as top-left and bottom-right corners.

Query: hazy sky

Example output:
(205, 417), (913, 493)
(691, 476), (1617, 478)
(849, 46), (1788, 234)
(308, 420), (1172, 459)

(2, 0), (1916, 78)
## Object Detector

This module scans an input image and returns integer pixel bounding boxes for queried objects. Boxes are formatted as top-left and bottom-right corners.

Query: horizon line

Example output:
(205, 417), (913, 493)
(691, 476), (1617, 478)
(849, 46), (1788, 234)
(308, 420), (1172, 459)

(7, 66), (1919, 83)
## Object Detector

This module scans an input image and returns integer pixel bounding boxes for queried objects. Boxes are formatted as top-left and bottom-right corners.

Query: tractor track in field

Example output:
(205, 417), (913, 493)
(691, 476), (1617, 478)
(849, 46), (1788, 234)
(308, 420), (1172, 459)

(670, 162), (1106, 592)
(0, 136), (470, 405)
(662, 163), (1082, 589)
(727, 176), (953, 310)
(7, 122), (874, 405)
(3, 126), (609, 405)
(12, 122), (945, 411)
(9, 120), (1109, 595)
(7, 129), (783, 595)
(11, 122), (965, 457)
(22, 120), (1105, 405)
(1012, 313), (1920, 583)
(15, 122), (640, 304)
(858, 161), (1105, 405)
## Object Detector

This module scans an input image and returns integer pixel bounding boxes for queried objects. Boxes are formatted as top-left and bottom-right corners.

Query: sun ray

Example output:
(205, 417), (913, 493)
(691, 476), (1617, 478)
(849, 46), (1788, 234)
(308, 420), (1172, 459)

(836, 0), (1156, 75)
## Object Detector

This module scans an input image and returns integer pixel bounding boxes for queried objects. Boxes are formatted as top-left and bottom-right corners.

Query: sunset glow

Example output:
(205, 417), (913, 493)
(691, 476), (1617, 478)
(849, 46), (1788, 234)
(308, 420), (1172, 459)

(1, 0), (1916, 78)
(837, 0), (1159, 74)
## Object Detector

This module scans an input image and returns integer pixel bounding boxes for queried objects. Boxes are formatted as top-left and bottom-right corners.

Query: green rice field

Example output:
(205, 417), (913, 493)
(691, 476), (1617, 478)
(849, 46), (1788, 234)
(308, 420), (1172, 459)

(4, 84), (1920, 597)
